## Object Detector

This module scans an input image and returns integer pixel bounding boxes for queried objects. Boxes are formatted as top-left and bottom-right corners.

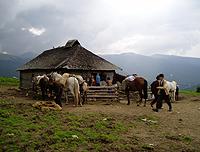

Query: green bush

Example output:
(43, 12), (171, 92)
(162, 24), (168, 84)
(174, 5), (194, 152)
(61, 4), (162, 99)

(196, 87), (200, 93)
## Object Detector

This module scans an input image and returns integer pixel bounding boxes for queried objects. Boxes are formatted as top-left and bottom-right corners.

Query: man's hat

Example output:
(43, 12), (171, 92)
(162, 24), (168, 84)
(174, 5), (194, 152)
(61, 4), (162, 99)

(158, 73), (164, 78)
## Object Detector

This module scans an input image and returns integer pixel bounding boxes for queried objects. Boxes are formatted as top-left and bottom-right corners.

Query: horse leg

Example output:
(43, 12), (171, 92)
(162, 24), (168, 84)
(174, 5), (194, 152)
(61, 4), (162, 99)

(41, 87), (45, 100)
(75, 92), (79, 107)
(55, 87), (63, 107)
(85, 91), (88, 104)
(82, 92), (85, 105)
(126, 90), (130, 105)
(173, 90), (176, 102)
(144, 99), (146, 107)
(78, 92), (82, 107)
(70, 91), (76, 107)
(137, 91), (143, 106)
(82, 91), (86, 105)
(65, 91), (69, 105)
(143, 90), (146, 107)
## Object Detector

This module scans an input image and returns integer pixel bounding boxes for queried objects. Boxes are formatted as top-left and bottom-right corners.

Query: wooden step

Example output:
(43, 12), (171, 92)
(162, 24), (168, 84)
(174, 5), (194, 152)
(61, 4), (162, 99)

(87, 95), (119, 98)
(88, 86), (118, 90)
(87, 90), (116, 93)
(87, 92), (118, 95)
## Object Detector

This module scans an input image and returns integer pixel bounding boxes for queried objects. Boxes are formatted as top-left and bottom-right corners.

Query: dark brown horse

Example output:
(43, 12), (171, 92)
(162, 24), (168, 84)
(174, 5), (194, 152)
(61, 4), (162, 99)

(32, 75), (49, 100)
(122, 77), (148, 106)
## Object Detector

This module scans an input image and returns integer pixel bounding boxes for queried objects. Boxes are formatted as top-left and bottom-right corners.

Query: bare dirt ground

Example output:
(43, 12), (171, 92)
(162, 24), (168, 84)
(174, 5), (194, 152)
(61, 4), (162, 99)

(1, 85), (200, 152)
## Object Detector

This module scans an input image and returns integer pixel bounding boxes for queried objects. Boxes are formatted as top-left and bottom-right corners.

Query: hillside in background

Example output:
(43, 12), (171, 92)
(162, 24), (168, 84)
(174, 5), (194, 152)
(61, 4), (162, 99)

(0, 51), (200, 89)
(101, 53), (200, 89)
(0, 52), (37, 77)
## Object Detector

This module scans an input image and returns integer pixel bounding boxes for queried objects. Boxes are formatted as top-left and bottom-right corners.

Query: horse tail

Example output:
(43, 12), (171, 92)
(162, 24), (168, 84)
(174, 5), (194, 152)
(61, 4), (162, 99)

(143, 79), (148, 100)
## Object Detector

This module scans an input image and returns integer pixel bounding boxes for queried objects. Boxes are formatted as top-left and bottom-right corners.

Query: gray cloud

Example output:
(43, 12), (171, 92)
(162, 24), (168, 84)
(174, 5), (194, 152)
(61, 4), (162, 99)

(0, 0), (200, 57)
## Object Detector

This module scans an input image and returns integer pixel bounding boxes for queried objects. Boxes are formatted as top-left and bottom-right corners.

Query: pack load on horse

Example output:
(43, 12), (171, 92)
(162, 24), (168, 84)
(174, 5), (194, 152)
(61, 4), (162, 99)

(125, 74), (138, 81)
(48, 72), (82, 107)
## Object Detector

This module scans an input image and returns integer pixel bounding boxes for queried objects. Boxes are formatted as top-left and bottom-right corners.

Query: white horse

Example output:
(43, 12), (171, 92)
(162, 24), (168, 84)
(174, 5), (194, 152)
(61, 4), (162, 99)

(166, 81), (177, 102)
(75, 75), (88, 104)
(65, 76), (81, 106)
(50, 72), (81, 106)
(50, 72), (69, 87)
(66, 74), (88, 104)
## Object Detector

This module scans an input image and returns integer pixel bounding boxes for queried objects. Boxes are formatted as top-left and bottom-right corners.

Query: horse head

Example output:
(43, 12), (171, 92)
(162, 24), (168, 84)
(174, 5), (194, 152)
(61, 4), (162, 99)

(75, 75), (85, 85)
(62, 73), (70, 79)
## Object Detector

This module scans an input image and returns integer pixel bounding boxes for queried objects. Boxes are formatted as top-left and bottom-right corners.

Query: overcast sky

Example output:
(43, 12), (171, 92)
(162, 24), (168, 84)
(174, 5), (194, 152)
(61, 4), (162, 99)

(0, 0), (200, 57)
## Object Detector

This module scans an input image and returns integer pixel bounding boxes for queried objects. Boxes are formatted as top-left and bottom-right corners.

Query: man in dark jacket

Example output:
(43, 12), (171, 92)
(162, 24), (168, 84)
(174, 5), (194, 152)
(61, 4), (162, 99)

(153, 74), (172, 112)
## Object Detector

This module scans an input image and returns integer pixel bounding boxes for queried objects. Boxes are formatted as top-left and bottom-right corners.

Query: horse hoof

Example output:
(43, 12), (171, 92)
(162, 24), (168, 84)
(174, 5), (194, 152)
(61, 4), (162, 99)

(144, 105), (146, 107)
(127, 103), (130, 105)
(137, 104), (139, 106)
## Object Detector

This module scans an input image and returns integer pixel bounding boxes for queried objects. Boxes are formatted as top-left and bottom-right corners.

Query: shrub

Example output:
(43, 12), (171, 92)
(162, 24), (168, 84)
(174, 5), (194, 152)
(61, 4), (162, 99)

(196, 86), (200, 93)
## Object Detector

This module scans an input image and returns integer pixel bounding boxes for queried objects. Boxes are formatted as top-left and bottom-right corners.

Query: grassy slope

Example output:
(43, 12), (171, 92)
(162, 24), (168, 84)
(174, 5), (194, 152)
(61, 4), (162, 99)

(0, 77), (19, 86)
(180, 90), (200, 96)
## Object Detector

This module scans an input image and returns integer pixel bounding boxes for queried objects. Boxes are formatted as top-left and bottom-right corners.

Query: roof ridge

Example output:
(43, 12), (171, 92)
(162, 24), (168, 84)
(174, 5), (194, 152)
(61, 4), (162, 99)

(55, 45), (79, 69)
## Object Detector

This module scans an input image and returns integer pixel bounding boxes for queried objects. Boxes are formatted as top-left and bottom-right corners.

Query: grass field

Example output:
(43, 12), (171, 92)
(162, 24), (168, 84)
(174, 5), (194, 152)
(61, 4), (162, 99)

(0, 77), (19, 86)
(180, 90), (200, 96)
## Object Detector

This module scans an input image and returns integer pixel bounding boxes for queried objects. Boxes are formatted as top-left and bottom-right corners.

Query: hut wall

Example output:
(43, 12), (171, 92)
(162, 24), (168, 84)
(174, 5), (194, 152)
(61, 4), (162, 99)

(60, 69), (115, 80)
(19, 69), (115, 89)
(19, 70), (47, 89)
(20, 71), (33, 89)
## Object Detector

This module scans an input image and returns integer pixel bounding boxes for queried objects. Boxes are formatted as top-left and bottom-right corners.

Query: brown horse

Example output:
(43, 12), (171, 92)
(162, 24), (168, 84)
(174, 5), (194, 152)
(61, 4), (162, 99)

(122, 77), (148, 106)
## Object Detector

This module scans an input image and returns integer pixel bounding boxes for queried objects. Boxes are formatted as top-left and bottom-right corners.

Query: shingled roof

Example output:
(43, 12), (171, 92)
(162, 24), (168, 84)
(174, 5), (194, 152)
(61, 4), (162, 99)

(18, 40), (120, 71)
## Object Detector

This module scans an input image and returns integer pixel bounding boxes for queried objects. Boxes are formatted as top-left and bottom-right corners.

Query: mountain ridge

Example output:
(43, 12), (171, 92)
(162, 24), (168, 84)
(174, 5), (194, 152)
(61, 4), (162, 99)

(101, 52), (200, 89)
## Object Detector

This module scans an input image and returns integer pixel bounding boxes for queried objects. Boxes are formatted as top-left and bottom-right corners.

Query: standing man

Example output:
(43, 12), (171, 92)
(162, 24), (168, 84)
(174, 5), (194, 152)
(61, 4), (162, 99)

(96, 73), (101, 86)
(153, 74), (172, 112)
(106, 77), (112, 86)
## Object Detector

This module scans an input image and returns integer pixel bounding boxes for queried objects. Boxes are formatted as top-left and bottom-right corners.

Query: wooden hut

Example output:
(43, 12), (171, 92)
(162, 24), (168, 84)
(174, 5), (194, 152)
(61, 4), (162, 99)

(18, 40), (120, 89)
